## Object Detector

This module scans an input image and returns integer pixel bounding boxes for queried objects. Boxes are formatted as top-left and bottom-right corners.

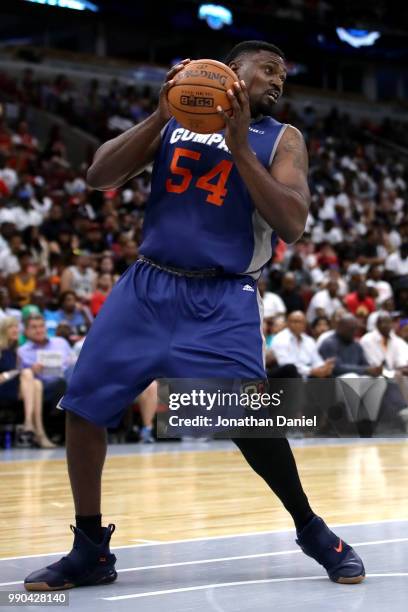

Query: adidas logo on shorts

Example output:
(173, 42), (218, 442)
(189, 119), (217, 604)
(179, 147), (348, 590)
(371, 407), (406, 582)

(242, 284), (255, 292)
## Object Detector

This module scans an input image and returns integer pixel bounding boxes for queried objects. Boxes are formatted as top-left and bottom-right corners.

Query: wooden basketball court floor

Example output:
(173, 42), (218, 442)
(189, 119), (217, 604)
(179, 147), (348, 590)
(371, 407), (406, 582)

(1, 438), (407, 611)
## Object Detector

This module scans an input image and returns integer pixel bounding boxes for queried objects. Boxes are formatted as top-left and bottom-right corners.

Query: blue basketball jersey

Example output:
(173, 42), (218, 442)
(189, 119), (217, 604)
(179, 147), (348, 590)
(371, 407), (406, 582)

(139, 116), (287, 276)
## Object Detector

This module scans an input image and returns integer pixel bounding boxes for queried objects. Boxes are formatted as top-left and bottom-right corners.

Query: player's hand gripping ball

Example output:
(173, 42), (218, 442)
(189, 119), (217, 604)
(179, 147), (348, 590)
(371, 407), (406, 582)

(167, 59), (237, 134)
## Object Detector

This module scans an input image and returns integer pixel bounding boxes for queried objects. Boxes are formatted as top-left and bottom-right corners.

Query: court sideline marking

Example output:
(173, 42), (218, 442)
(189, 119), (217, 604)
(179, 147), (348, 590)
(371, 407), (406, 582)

(1, 535), (407, 588)
(103, 573), (408, 601)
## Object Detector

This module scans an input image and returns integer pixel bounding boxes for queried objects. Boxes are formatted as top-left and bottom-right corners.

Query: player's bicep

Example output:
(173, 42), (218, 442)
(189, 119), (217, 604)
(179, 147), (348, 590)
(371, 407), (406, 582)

(269, 126), (310, 204)
(125, 133), (161, 181)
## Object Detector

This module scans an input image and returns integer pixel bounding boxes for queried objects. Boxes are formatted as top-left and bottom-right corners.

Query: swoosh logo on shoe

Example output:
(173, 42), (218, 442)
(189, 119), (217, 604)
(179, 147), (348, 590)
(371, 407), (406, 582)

(334, 539), (343, 553)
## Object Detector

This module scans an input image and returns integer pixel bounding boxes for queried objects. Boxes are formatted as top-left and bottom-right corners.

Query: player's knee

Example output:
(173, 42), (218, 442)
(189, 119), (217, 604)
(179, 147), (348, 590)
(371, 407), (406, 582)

(66, 409), (104, 430)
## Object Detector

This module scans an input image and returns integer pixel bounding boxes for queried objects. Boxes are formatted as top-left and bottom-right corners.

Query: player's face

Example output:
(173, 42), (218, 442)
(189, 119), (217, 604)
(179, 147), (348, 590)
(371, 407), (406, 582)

(233, 50), (287, 117)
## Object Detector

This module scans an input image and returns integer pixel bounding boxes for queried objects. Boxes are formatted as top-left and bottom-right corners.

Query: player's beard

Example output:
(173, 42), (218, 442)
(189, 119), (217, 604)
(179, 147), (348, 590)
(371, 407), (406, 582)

(251, 95), (275, 118)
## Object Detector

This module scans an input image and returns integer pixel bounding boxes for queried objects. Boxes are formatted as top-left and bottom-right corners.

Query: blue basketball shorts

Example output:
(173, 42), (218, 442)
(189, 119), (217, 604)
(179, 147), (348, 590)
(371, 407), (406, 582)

(58, 260), (266, 427)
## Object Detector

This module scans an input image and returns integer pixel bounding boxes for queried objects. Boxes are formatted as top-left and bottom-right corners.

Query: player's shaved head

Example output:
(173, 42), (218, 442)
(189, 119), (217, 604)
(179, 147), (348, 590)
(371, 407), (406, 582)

(224, 40), (285, 65)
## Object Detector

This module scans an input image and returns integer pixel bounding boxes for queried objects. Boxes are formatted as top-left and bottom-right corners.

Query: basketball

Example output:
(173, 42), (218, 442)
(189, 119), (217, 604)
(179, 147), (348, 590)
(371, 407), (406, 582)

(167, 59), (237, 134)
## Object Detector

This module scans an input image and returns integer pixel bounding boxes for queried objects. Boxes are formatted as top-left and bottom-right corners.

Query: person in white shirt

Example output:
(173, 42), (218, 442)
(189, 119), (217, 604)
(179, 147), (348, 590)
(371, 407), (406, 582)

(258, 275), (286, 318)
(385, 243), (408, 277)
(360, 315), (408, 372)
(272, 311), (334, 378)
(0, 234), (23, 276)
(0, 155), (18, 192)
(366, 264), (393, 306)
(306, 280), (342, 323)
(8, 189), (44, 231)
(366, 296), (396, 332)
(60, 252), (97, 302)
(263, 291), (286, 318)
(360, 314), (408, 420)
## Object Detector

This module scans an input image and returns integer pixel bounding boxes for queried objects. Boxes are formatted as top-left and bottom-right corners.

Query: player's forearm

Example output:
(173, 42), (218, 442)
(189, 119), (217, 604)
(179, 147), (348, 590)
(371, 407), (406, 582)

(232, 147), (308, 243)
(87, 111), (166, 190)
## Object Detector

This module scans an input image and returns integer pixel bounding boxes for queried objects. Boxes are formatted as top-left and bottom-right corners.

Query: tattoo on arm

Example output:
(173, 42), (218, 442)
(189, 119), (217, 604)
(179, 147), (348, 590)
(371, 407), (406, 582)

(277, 128), (309, 174)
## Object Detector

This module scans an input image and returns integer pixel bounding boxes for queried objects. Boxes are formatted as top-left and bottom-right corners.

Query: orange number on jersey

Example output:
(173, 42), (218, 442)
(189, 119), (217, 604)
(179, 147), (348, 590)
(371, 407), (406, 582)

(166, 148), (201, 194)
(166, 147), (233, 206)
(196, 160), (234, 206)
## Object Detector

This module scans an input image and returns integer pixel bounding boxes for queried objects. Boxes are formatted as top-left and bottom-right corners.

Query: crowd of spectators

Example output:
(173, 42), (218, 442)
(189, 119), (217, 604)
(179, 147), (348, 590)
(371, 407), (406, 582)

(1, 67), (408, 446)
(0, 68), (157, 143)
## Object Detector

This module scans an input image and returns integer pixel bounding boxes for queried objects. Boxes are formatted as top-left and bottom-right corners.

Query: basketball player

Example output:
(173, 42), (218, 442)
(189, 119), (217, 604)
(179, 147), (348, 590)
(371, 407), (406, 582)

(25, 41), (364, 590)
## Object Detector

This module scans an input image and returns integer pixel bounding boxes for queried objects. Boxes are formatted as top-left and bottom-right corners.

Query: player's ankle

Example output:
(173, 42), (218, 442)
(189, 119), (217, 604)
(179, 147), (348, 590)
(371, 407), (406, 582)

(75, 514), (103, 544)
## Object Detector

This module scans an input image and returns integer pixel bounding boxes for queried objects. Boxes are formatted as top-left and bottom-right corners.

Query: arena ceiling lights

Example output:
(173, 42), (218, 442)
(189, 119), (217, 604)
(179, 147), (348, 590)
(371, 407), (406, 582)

(336, 28), (381, 48)
(198, 4), (233, 30)
(25, 0), (99, 12)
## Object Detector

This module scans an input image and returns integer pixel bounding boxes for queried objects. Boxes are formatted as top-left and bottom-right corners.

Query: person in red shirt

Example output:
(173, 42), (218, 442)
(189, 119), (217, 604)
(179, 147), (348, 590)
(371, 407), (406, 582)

(90, 273), (113, 316)
(344, 282), (376, 318)
(0, 176), (9, 196)
(0, 118), (12, 153)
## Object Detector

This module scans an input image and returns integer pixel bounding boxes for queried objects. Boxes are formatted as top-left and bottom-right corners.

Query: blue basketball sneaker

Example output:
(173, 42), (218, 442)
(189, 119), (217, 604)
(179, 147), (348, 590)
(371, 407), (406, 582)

(24, 524), (117, 591)
(296, 516), (365, 584)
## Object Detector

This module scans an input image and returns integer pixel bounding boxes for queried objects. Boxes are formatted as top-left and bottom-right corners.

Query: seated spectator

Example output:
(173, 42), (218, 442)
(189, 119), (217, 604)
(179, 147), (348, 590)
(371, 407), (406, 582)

(366, 296), (396, 332)
(60, 251), (97, 302)
(385, 242), (408, 279)
(360, 315), (408, 374)
(315, 243), (339, 269)
(286, 253), (312, 289)
(0, 233), (23, 277)
(90, 273), (113, 316)
(99, 253), (119, 282)
(8, 185), (44, 231)
(18, 314), (75, 408)
(0, 287), (21, 322)
(345, 263), (364, 293)
(278, 272), (305, 313)
(0, 317), (54, 448)
(56, 290), (92, 336)
(55, 321), (75, 345)
(306, 280), (342, 323)
(24, 290), (60, 338)
(310, 316), (330, 340)
(0, 153), (17, 193)
(115, 239), (138, 275)
(22, 225), (50, 273)
(344, 282), (375, 318)
(264, 313), (287, 351)
(319, 314), (381, 377)
(357, 228), (386, 267)
(366, 264), (393, 305)
(12, 120), (38, 152)
(360, 313), (408, 431)
(272, 311), (334, 378)
(7, 250), (36, 307)
(316, 307), (347, 349)
(319, 314), (387, 429)
(81, 222), (106, 254)
(398, 318), (408, 343)
(40, 205), (66, 243)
